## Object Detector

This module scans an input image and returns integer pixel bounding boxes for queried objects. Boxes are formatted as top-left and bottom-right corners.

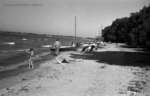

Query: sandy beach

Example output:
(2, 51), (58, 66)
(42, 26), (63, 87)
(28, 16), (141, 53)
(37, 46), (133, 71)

(0, 43), (150, 96)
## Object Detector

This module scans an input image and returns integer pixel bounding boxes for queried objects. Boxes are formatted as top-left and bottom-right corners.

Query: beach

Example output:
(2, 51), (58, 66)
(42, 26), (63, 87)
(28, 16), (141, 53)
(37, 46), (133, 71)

(0, 43), (150, 96)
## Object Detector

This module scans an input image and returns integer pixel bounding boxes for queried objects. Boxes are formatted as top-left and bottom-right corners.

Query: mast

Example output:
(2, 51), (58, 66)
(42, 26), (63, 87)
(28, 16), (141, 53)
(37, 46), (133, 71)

(75, 16), (77, 42)
(98, 24), (103, 37)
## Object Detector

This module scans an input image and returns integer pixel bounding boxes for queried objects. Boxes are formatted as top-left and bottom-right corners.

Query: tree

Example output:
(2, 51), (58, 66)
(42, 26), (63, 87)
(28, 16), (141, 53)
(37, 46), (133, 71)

(102, 5), (150, 48)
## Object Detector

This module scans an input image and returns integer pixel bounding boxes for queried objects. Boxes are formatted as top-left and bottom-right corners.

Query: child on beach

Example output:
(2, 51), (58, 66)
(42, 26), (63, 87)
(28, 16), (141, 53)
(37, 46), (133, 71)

(27, 48), (34, 69)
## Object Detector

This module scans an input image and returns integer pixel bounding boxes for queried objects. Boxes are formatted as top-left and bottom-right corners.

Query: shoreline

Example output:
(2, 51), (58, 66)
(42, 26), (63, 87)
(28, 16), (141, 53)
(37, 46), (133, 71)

(0, 52), (55, 90)
(0, 48), (75, 90)
(0, 44), (150, 96)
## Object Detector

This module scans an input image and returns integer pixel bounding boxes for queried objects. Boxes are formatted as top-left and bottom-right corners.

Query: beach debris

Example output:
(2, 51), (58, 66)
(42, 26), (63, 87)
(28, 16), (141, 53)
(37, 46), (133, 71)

(99, 65), (106, 69)
(55, 57), (69, 65)
(62, 59), (69, 63)
(21, 78), (28, 81)
(56, 58), (62, 64)
(36, 85), (42, 89)
(19, 85), (29, 92)
(126, 91), (137, 96)
(5, 88), (16, 95)
(6, 88), (10, 91)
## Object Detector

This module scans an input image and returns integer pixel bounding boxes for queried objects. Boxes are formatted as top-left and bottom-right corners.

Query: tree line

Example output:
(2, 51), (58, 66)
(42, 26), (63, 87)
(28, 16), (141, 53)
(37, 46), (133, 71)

(102, 5), (150, 48)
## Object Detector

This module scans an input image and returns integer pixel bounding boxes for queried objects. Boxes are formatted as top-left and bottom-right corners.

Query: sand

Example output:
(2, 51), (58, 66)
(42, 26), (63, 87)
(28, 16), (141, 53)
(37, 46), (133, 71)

(0, 43), (149, 96)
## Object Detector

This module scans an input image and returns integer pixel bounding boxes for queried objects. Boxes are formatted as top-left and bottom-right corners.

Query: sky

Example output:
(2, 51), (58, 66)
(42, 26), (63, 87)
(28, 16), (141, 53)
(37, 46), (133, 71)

(0, 0), (150, 37)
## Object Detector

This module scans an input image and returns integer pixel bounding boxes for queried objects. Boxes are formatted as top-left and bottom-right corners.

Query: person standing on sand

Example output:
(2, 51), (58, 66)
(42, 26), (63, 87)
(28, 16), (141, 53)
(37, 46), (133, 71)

(27, 48), (34, 69)
(53, 39), (63, 64)
(71, 41), (76, 47)
(53, 39), (61, 56)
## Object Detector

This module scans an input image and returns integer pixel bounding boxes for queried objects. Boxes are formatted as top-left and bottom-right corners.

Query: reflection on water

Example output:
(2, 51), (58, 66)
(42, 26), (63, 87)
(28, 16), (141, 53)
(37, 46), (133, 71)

(3, 42), (15, 45)
(22, 38), (27, 41)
